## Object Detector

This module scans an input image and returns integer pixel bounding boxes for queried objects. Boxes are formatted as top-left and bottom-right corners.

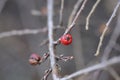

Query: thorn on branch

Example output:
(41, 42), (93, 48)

(56, 54), (74, 62)
(29, 53), (74, 66)
(40, 53), (50, 63)
(41, 68), (52, 80)
(40, 39), (49, 46)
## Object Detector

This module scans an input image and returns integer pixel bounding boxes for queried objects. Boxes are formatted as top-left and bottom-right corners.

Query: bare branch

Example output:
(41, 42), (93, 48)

(52, 0), (87, 45)
(0, 25), (64, 39)
(64, 0), (88, 35)
(59, 0), (64, 26)
(105, 67), (120, 80)
(68, 0), (83, 26)
(60, 56), (120, 80)
(92, 12), (120, 80)
(0, 28), (47, 38)
(47, 0), (60, 79)
(85, 0), (101, 30)
(94, 1), (120, 56)
(40, 39), (49, 46)
(101, 14), (120, 61)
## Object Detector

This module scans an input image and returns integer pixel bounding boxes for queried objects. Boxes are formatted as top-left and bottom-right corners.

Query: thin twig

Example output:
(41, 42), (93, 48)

(101, 14), (120, 61)
(114, 43), (120, 52)
(40, 39), (49, 46)
(39, 53), (74, 64)
(0, 26), (64, 39)
(85, 0), (101, 30)
(56, 54), (74, 62)
(54, 0), (87, 47)
(68, 0), (83, 26)
(59, 0), (64, 26)
(47, 0), (60, 80)
(105, 67), (120, 80)
(60, 56), (120, 80)
(92, 13), (120, 80)
(0, 28), (47, 38)
(41, 68), (52, 80)
(64, 0), (88, 35)
(94, 1), (120, 56)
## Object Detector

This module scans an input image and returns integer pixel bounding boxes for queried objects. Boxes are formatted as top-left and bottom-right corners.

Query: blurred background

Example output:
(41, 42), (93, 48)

(0, 0), (120, 80)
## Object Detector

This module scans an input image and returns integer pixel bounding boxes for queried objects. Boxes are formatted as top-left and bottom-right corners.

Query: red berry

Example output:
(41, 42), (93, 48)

(29, 53), (41, 65)
(60, 34), (72, 45)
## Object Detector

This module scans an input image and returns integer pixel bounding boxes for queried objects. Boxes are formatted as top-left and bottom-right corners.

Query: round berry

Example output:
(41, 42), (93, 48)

(60, 34), (72, 45)
(29, 53), (41, 65)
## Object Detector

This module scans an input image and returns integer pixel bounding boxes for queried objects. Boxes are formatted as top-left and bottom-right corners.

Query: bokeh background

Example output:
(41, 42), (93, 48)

(0, 0), (120, 80)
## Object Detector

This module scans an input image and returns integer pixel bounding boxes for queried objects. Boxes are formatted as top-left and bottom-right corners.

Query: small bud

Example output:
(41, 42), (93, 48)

(29, 53), (41, 65)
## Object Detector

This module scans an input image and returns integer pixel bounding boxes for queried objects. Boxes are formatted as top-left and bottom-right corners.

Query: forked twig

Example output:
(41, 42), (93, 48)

(64, 0), (88, 35)
(41, 68), (52, 80)
(54, 0), (87, 45)
(68, 0), (83, 26)
(85, 0), (101, 30)
(105, 67), (120, 80)
(60, 56), (120, 80)
(94, 1), (120, 56)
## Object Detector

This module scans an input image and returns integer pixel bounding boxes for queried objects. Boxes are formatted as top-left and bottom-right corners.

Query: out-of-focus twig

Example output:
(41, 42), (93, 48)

(54, 0), (87, 49)
(47, 0), (60, 80)
(59, 0), (64, 26)
(64, 0), (88, 35)
(92, 12), (120, 80)
(40, 39), (49, 46)
(31, 10), (42, 16)
(68, 0), (83, 26)
(60, 56), (120, 80)
(94, 1), (120, 56)
(0, 26), (64, 39)
(114, 43), (120, 52)
(105, 67), (120, 80)
(0, 28), (47, 38)
(102, 14), (120, 61)
(85, 0), (101, 30)
(68, 0), (85, 71)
